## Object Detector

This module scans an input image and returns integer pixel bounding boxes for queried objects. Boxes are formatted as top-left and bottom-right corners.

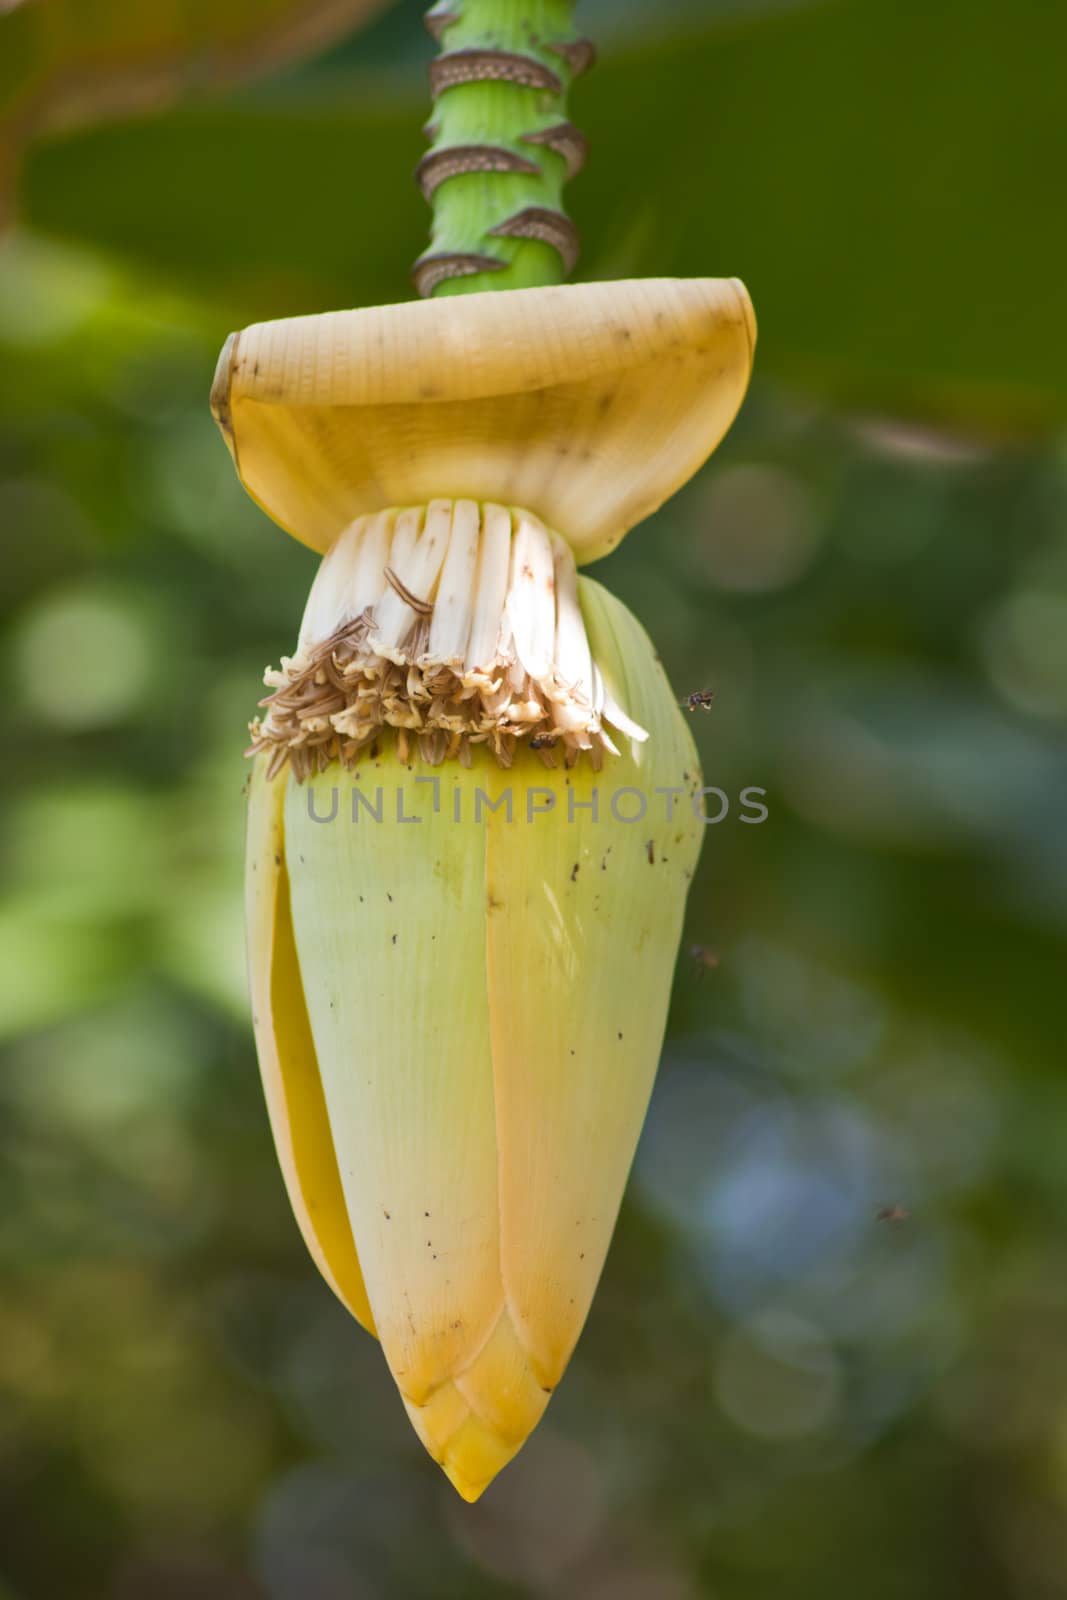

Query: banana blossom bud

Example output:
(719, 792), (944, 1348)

(212, 278), (755, 1500)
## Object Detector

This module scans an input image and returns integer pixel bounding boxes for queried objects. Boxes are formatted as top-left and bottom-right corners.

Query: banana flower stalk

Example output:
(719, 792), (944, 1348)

(212, 279), (753, 1499)
(211, 1), (754, 1503)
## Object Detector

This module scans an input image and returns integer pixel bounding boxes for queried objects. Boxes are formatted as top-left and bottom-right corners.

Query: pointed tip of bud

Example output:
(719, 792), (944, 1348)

(403, 1387), (516, 1501)
(440, 1416), (517, 1503)
(400, 1305), (553, 1501)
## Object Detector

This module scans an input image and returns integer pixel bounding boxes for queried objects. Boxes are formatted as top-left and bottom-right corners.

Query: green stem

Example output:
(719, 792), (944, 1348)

(414, 0), (592, 297)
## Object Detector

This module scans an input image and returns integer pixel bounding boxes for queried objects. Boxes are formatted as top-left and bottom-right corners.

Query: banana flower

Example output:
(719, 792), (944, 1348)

(211, 276), (755, 1499)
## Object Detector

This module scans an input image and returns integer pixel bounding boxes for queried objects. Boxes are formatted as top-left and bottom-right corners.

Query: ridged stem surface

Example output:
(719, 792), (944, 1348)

(415, 0), (592, 297)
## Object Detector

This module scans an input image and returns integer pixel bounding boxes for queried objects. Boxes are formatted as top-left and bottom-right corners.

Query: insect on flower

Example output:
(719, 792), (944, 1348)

(689, 942), (721, 976)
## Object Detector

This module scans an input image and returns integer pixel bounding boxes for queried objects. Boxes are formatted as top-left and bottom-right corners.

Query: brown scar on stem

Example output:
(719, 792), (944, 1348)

(412, 251), (506, 298)
(415, 144), (540, 201)
(520, 121), (589, 181)
(489, 207), (580, 274)
(429, 48), (563, 98)
(424, 3), (458, 40)
(547, 37), (597, 78)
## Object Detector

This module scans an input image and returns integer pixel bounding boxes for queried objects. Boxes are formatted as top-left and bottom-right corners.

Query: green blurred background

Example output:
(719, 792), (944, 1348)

(2, 0), (1067, 1595)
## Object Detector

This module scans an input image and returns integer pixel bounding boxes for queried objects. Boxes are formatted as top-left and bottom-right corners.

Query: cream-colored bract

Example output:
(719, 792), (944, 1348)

(211, 277), (755, 565)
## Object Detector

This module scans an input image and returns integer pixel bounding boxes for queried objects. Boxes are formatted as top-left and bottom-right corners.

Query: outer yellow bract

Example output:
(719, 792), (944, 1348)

(212, 277), (754, 564)
(215, 278), (755, 1500)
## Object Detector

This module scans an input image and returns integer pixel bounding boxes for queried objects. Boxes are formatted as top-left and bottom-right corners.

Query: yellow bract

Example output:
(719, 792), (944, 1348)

(245, 760), (375, 1333)
(211, 277), (755, 565)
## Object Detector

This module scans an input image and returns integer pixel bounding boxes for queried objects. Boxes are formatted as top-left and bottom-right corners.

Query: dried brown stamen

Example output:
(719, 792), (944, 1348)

(384, 567), (434, 615)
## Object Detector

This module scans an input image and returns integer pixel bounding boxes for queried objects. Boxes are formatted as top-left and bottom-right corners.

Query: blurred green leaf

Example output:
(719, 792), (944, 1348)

(0, 0), (394, 219)
(15, 0), (1067, 427)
